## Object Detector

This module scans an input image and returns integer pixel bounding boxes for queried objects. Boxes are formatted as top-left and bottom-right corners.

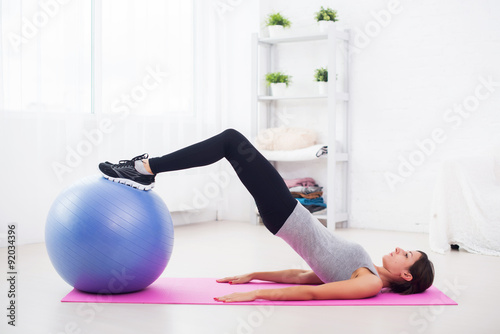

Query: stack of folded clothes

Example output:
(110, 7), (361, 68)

(284, 178), (326, 214)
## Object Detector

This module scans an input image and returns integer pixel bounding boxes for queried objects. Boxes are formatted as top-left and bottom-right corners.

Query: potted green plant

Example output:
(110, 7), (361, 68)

(265, 12), (291, 38)
(315, 6), (338, 33)
(265, 71), (291, 96)
(314, 67), (328, 95)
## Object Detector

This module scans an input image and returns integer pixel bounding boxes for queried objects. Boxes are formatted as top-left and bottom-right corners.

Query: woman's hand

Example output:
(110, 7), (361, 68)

(214, 290), (259, 303)
(216, 273), (254, 285)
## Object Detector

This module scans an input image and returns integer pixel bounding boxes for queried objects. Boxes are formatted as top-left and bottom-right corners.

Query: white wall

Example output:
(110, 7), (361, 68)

(258, 0), (500, 232)
(210, 0), (260, 223)
(351, 0), (500, 232)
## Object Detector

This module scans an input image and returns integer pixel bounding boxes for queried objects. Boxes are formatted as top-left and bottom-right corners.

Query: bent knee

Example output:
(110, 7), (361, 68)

(222, 128), (243, 137)
(221, 128), (248, 143)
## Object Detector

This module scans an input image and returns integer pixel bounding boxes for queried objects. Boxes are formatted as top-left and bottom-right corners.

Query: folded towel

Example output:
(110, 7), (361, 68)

(292, 191), (323, 199)
(288, 186), (323, 194)
(285, 177), (317, 188)
(290, 186), (324, 199)
(297, 197), (326, 206)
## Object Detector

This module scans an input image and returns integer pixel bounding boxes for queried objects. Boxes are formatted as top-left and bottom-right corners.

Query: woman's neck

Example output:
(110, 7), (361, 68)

(374, 265), (395, 288)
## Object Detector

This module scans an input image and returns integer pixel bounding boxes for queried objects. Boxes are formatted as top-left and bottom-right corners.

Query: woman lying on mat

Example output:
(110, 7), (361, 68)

(99, 129), (435, 303)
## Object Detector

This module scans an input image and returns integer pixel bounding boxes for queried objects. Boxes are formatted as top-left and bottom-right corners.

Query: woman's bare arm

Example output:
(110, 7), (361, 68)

(217, 269), (323, 285)
(215, 273), (382, 303)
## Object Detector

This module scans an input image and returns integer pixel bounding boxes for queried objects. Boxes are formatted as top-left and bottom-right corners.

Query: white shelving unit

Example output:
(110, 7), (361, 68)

(251, 25), (350, 231)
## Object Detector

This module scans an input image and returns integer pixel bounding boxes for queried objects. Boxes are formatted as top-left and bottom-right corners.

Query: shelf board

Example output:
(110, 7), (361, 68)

(259, 34), (328, 44)
(258, 209), (347, 222)
(258, 92), (348, 101)
(261, 144), (327, 162)
(314, 212), (348, 222)
(261, 147), (348, 163)
(258, 31), (349, 45)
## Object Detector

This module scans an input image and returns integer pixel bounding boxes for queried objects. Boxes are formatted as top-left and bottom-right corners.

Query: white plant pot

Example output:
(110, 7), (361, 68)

(317, 81), (328, 95)
(270, 83), (287, 96)
(268, 25), (285, 38)
(318, 20), (334, 34)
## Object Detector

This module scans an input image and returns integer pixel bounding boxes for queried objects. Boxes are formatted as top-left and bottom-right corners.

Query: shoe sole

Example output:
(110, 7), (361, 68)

(101, 175), (155, 191)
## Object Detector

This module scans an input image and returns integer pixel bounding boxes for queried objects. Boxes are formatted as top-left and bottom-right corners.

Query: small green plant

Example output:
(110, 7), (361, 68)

(265, 12), (291, 28)
(314, 67), (328, 82)
(315, 6), (338, 22)
(265, 72), (291, 87)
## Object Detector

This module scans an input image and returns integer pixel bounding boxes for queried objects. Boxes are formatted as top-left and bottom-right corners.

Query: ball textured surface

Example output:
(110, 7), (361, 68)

(45, 175), (174, 294)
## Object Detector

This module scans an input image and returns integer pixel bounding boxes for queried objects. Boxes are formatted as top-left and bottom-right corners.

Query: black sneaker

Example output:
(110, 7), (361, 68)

(99, 153), (155, 191)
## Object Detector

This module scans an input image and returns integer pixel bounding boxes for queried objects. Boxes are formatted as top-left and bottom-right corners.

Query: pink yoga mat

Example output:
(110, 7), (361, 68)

(62, 277), (456, 306)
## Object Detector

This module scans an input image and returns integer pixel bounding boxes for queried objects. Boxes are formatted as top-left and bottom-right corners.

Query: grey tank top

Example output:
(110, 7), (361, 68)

(276, 202), (379, 283)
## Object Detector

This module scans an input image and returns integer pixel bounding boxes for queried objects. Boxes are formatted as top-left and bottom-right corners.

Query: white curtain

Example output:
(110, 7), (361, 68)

(0, 0), (227, 245)
(430, 156), (500, 256)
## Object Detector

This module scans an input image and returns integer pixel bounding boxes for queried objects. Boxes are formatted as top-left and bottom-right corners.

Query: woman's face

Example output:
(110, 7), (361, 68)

(382, 247), (422, 280)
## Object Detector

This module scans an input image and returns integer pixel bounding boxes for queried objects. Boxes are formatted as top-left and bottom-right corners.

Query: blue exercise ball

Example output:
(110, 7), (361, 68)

(45, 175), (174, 294)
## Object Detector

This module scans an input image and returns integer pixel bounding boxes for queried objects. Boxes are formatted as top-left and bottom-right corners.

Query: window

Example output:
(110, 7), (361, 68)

(100, 0), (193, 115)
(0, 0), (91, 113)
(0, 0), (193, 115)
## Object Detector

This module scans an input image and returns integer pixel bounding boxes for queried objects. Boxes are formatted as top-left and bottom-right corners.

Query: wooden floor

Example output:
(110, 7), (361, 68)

(1, 220), (499, 334)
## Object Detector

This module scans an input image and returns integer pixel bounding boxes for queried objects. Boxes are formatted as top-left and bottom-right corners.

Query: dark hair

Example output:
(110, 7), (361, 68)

(389, 251), (434, 295)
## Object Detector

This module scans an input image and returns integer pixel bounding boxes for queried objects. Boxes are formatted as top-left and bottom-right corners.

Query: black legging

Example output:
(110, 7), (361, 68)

(148, 129), (297, 234)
